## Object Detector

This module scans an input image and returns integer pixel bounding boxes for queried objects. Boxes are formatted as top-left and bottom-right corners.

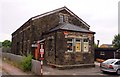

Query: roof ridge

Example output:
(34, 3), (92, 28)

(31, 6), (67, 20)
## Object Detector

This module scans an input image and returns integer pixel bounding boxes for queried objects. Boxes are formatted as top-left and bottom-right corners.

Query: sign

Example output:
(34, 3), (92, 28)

(31, 44), (38, 47)
(63, 31), (68, 35)
(40, 49), (44, 52)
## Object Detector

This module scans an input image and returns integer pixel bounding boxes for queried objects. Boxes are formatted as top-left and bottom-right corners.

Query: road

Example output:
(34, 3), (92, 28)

(43, 64), (120, 76)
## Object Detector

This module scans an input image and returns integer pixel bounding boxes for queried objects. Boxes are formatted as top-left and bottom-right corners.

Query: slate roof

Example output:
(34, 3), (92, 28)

(49, 23), (95, 33)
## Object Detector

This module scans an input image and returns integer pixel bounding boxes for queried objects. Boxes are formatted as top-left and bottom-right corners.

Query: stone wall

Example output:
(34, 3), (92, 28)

(2, 52), (23, 64)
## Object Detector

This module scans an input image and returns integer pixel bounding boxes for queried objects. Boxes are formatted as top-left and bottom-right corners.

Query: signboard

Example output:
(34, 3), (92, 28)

(40, 49), (44, 52)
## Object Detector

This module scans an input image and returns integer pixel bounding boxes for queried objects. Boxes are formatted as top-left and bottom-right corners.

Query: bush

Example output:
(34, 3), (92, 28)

(21, 54), (32, 71)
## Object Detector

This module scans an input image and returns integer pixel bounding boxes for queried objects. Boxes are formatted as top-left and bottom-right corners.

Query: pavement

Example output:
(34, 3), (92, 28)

(2, 60), (32, 75)
(0, 48), (34, 75)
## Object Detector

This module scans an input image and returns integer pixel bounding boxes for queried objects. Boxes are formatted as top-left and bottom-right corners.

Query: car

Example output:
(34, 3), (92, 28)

(100, 59), (120, 75)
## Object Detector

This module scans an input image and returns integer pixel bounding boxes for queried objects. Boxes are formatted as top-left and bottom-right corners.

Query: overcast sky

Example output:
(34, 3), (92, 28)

(0, 0), (119, 45)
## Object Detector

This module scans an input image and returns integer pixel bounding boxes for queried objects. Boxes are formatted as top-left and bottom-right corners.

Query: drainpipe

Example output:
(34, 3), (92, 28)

(114, 51), (116, 59)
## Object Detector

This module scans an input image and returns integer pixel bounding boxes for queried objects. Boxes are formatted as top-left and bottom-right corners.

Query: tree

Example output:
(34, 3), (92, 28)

(2, 40), (11, 48)
(112, 34), (120, 48)
(94, 43), (98, 48)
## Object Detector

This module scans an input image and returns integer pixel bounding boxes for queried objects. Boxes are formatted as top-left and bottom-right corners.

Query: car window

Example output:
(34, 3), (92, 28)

(115, 61), (120, 65)
(103, 59), (116, 64)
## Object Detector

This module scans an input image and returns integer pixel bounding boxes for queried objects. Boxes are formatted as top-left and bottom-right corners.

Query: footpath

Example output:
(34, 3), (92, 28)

(1, 58), (34, 75)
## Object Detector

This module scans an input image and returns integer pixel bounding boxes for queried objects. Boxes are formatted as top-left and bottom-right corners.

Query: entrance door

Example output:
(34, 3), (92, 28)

(76, 39), (81, 52)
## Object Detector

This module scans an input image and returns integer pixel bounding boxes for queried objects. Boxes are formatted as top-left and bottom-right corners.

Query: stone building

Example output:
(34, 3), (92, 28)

(12, 7), (95, 67)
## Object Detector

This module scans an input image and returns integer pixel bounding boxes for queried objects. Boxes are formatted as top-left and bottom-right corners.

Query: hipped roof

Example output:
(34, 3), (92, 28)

(49, 23), (95, 34)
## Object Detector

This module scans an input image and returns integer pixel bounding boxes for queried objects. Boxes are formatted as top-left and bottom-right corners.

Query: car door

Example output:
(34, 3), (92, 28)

(114, 61), (120, 71)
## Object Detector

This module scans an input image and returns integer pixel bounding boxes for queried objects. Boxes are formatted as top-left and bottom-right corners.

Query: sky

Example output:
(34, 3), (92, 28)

(0, 0), (119, 45)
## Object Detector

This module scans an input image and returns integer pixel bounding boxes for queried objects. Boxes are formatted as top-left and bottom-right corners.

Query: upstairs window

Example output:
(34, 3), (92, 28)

(59, 13), (68, 23)
(64, 15), (68, 23)
(60, 14), (64, 23)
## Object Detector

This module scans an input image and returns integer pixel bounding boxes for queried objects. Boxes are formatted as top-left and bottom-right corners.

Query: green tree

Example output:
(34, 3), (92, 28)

(112, 34), (120, 48)
(94, 43), (98, 48)
(2, 40), (11, 48)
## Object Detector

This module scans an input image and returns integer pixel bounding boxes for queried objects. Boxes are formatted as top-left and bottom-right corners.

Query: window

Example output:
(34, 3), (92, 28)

(60, 14), (64, 23)
(67, 38), (73, 52)
(115, 61), (120, 65)
(83, 38), (89, 52)
(64, 15), (68, 23)
(67, 38), (89, 53)
(59, 14), (69, 23)
(48, 39), (53, 52)
(100, 52), (105, 55)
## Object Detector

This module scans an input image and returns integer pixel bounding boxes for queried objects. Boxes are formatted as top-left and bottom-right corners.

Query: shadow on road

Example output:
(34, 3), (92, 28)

(102, 71), (120, 76)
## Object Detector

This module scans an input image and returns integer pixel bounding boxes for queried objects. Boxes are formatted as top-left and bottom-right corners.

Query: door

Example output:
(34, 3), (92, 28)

(75, 39), (81, 52)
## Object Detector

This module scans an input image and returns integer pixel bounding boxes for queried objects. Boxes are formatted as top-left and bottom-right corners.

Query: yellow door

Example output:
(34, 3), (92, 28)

(76, 43), (81, 52)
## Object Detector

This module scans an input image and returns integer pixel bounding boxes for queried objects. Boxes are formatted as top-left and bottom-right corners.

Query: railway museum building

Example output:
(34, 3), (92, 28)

(12, 7), (95, 66)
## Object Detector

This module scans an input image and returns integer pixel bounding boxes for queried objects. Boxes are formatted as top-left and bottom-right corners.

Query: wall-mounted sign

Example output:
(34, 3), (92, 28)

(63, 31), (68, 35)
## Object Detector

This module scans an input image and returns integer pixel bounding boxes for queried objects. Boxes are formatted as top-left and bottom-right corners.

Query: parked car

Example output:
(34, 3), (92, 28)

(100, 59), (120, 75)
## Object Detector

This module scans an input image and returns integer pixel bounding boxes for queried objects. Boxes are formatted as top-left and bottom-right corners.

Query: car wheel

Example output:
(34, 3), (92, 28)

(117, 69), (120, 75)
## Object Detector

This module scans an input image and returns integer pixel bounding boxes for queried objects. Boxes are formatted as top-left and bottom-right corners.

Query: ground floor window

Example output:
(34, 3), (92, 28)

(67, 38), (89, 52)
(83, 38), (89, 52)
(67, 38), (73, 52)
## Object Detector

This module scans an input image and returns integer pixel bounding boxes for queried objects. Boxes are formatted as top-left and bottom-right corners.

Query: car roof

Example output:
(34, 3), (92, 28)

(106, 59), (120, 60)
(107, 59), (120, 61)
(103, 59), (120, 64)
